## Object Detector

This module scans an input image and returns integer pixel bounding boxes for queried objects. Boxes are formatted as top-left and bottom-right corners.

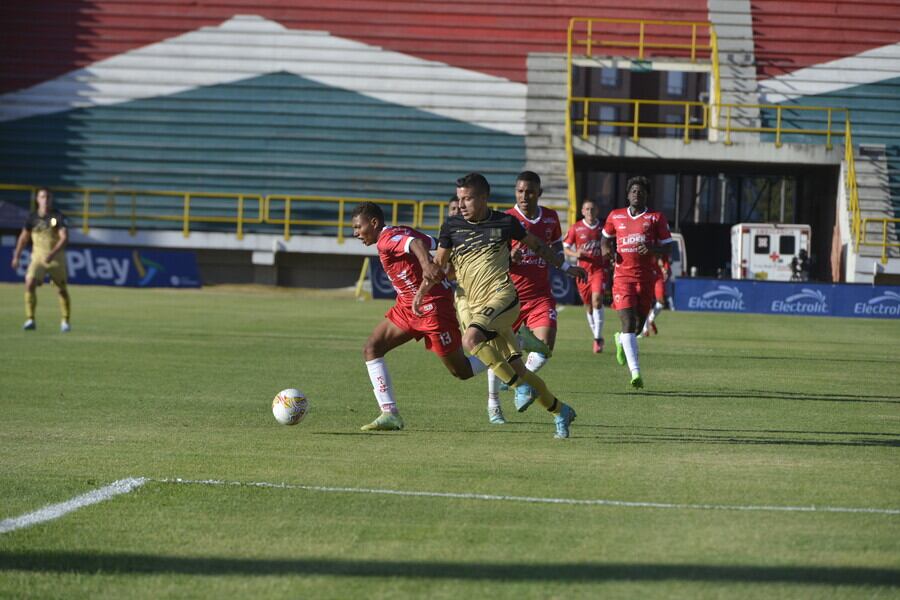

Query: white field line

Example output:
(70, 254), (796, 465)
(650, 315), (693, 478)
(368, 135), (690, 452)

(160, 478), (900, 516)
(0, 478), (148, 534)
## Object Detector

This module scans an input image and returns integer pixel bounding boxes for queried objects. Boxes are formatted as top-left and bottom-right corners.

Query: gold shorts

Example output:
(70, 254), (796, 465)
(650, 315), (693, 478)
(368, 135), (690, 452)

(459, 283), (521, 362)
(26, 254), (68, 286)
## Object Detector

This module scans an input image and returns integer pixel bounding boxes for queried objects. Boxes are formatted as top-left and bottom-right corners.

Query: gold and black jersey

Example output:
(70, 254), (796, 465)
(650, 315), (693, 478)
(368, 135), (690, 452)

(438, 211), (527, 309)
(25, 210), (68, 257)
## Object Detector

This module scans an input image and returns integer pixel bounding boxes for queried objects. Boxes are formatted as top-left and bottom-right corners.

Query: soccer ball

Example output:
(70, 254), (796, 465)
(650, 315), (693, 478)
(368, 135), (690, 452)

(271, 388), (309, 426)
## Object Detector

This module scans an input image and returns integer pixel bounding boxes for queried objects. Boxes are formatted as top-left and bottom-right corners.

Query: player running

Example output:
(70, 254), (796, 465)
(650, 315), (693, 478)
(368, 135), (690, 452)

(641, 254), (670, 337)
(418, 173), (585, 439)
(600, 176), (674, 389)
(563, 198), (608, 353)
(486, 171), (562, 422)
(351, 202), (487, 431)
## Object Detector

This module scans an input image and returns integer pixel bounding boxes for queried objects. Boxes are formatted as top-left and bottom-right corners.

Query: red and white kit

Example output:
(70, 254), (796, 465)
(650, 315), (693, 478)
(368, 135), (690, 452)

(563, 218), (608, 305)
(602, 208), (673, 314)
(377, 226), (461, 355)
(507, 205), (562, 331)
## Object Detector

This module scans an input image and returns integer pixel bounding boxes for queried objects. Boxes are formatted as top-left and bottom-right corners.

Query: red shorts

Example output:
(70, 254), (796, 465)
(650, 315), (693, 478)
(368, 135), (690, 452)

(513, 294), (557, 332)
(385, 298), (462, 357)
(576, 268), (605, 306)
(612, 279), (655, 315)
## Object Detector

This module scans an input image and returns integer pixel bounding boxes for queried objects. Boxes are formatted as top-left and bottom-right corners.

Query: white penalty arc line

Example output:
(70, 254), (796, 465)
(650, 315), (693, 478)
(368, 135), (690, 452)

(0, 477), (148, 534)
(160, 478), (900, 516)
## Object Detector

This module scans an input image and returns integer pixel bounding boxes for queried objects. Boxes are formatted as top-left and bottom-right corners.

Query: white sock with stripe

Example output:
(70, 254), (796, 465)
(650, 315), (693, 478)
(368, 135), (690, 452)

(365, 358), (397, 413)
(620, 333), (640, 376)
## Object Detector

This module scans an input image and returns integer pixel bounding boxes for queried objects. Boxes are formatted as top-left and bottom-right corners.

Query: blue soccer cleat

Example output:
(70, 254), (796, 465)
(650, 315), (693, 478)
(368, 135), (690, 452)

(554, 404), (577, 439)
(514, 382), (535, 412)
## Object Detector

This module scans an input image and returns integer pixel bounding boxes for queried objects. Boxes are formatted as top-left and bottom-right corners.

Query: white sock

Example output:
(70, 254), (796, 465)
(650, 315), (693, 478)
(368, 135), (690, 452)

(647, 302), (663, 324)
(620, 333), (640, 376)
(468, 355), (487, 376)
(487, 369), (500, 409)
(525, 352), (547, 373)
(585, 311), (594, 331)
(365, 358), (397, 413)
(591, 308), (604, 339)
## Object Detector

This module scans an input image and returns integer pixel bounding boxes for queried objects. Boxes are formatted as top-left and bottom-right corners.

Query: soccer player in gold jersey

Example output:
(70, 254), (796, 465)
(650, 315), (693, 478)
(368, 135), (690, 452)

(415, 173), (586, 438)
(10, 188), (72, 332)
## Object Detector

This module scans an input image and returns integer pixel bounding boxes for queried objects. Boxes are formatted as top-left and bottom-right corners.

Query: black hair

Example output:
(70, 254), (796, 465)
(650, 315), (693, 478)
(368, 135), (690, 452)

(351, 201), (385, 225)
(455, 172), (490, 197)
(625, 176), (650, 195)
(448, 195), (459, 204)
(516, 171), (542, 188)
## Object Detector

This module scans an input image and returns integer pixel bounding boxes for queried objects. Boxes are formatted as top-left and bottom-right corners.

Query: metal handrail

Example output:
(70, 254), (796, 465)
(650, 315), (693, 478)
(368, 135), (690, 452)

(569, 17), (713, 62)
(264, 194), (420, 242)
(416, 200), (571, 233)
(0, 184), (263, 239)
(861, 218), (900, 264)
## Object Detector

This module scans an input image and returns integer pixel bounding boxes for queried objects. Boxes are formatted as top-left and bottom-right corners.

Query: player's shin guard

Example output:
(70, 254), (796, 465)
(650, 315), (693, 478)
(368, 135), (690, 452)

(25, 290), (36, 319)
(525, 352), (547, 373)
(518, 370), (561, 415)
(592, 308), (604, 339)
(471, 341), (517, 385)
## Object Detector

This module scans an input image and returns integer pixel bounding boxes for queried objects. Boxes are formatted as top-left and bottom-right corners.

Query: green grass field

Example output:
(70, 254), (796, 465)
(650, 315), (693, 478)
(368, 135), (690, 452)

(1, 283), (898, 599)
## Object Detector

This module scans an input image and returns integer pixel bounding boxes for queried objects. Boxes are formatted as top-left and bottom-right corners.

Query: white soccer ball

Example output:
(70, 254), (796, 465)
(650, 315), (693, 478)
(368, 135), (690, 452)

(271, 388), (309, 426)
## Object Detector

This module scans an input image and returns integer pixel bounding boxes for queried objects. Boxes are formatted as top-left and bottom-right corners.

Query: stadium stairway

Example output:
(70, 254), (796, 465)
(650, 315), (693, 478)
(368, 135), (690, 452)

(841, 144), (900, 283)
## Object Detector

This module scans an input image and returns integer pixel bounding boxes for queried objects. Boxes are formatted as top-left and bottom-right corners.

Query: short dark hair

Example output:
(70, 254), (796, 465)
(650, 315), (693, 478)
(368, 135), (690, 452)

(456, 173), (490, 197)
(626, 176), (650, 194)
(516, 171), (541, 187)
(351, 201), (384, 225)
(448, 195), (459, 204)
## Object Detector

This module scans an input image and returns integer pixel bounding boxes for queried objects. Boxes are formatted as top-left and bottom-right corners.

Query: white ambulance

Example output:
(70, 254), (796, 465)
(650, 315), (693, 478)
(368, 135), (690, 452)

(731, 223), (811, 281)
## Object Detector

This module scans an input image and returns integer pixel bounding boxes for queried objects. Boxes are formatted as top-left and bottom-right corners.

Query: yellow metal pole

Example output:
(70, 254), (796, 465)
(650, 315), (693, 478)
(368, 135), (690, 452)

(284, 198), (291, 241)
(355, 257), (371, 300)
(182, 193), (190, 237)
(632, 101), (640, 141)
(338, 198), (346, 243)
(775, 107), (783, 147)
(586, 20), (592, 56)
(82, 190), (90, 233)
(882, 220), (889, 264)
(582, 99), (589, 139)
(825, 109), (833, 150)
(237, 195), (244, 240)
(690, 24), (697, 62)
(683, 104), (690, 144)
(638, 22), (645, 59)
(725, 105), (733, 145)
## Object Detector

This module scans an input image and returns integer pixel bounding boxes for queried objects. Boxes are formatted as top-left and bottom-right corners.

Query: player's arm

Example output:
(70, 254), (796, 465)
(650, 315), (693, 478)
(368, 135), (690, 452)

(412, 246), (451, 316)
(408, 237), (441, 283)
(520, 232), (586, 281)
(10, 228), (30, 269)
(45, 226), (68, 264)
(562, 242), (580, 260)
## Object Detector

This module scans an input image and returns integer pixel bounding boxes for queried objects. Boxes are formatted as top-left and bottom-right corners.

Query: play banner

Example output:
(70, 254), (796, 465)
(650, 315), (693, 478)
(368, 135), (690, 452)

(0, 246), (201, 288)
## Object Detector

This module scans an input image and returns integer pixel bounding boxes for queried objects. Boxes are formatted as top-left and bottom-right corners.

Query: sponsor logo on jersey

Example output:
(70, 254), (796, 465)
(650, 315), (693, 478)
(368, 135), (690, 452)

(687, 285), (746, 311)
(770, 288), (828, 314)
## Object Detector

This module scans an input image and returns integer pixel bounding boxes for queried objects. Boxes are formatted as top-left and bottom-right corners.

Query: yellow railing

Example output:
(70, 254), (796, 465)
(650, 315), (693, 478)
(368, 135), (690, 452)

(571, 97), (708, 143)
(0, 184), (264, 240)
(861, 218), (900, 264)
(569, 17), (714, 62)
(265, 195), (420, 242)
(416, 200), (570, 233)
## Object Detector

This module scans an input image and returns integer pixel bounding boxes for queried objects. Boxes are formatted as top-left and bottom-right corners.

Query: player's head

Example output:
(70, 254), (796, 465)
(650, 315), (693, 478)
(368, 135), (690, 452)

(455, 173), (490, 221)
(581, 198), (599, 222)
(35, 187), (52, 211)
(515, 171), (542, 215)
(351, 201), (385, 246)
(625, 176), (650, 211)
(447, 194), (461, 217)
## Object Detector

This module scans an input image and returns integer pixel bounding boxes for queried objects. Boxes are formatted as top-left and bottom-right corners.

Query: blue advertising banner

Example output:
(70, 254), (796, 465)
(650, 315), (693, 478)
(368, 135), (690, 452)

(0, 246), (201, 288)
(369, 258), (579, 305)
(674, 278), (900, 319)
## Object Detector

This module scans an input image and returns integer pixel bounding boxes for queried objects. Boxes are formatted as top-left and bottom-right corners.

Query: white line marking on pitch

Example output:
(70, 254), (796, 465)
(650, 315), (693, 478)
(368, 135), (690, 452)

(0, 478), (148, 534)
(160, 478), (900, 516)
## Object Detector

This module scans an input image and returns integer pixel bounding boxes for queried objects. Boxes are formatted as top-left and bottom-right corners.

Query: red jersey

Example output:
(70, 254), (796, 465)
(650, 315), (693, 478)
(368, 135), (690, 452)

(507, 205), (562, 301)
(377, 226), (452, 309)
(602, 207), (673, 283)
(563, 218), (607, 270)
